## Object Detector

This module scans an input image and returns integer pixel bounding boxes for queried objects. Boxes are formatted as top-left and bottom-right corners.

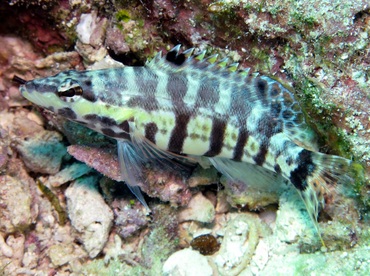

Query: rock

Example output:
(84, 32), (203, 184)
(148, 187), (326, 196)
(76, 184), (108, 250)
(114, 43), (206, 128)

(16, 130), (67, 174)
(221, 169), (285, 210)
(105, 25), (130, 55)
(187, 166), (219, 188)
(22, 250), (38, 270)
(163, 248), (213, 276)
(215, 191), (232, 214)
(144, 167), (192, 206)
(0, 234), (13, 257)
(67, 145), (121, 181)
(75, 12), (108, 65)
(68, 144), (193, 206)
(111, 199), (149, 239)
(178, 193), (215, 223)
(140, 205), (179, 274)
(48, 243), (86, 267)
(275, 189), (315, 244)
(0, 175), (33, 233)
(48, 243), (73, 266)
(65, 176), (113, 258)
(13, 115), (44, 137)
(4, 234), (25, 262)
(76, 12), (107, 47)
(0, 131), (9, 173)
(47, 162), (92, 187)
(214, 213), (271, 275)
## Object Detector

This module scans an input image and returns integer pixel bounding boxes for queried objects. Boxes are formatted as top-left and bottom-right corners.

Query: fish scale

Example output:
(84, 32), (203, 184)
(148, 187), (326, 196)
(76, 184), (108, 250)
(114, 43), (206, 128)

(19, 45), (352, 245)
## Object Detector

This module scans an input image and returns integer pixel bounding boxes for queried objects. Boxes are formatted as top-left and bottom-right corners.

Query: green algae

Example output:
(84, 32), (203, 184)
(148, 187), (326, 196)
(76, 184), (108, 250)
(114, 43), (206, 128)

(111, 3), (158, 54)
(37, 179), (67, 226)
(351, 164), (369, 213)
(141, 205), (179, 274)
(115, 9), (131, 23)
(290, 11), (317, 29)
(297, 79), (345, 150)
(250, 47), (273, 71)
(208, 2), (245, 44)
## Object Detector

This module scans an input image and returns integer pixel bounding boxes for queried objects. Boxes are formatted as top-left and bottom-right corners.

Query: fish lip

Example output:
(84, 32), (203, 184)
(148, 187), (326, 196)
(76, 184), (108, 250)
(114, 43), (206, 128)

(19, 85), (28, 97)
(20, 82), (35, 95)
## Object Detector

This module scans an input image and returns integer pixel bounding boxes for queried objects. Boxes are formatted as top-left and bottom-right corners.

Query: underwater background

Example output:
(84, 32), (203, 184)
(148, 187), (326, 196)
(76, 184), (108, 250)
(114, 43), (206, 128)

(0, 0), (369, 275)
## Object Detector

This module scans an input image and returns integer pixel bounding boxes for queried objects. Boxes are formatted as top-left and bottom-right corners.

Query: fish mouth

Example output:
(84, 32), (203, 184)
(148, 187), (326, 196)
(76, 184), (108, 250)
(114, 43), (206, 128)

(19, 83), (35, 101)
(19, 84), (30, 98)
(20, 82), (69, 112)
(19, 82), (52, 108)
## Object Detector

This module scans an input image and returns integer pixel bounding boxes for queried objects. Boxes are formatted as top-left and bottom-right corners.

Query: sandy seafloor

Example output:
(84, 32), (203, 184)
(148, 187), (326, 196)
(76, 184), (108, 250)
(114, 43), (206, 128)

(0, 0), (369, 275)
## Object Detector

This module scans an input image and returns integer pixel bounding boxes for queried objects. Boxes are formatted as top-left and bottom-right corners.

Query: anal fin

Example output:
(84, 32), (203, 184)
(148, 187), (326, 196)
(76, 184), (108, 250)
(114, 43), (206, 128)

(209, 157), (287, 191)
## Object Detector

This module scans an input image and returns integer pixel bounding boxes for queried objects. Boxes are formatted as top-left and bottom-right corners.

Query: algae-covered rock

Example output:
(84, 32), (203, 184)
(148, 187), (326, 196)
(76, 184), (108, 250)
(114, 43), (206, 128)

(47, 162), (93, 187)
(66, 176), (113, 258)
(47, 242), (86, 267)
(111, 198), (149, 239)
(275, 188), (316, 245)
(0, 175), (33, 233)
(221, 173), (286, 210)
(187, 166), (219, 188)
(141, 205), (179, 274)
(17, 130), (67, 175)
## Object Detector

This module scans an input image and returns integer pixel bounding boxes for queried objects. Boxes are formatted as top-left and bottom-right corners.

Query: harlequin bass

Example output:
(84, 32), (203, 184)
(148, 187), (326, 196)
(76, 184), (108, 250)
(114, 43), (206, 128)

(17, 45), (351, 243)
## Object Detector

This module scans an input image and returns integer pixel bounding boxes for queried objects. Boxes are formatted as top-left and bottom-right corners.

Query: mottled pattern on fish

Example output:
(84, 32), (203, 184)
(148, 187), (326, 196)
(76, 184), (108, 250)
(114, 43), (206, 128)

(20, 46), (351, 242)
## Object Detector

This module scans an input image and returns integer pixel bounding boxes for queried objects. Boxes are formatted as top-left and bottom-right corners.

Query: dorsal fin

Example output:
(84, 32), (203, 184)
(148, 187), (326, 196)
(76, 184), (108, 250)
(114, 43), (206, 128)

(146, 45), (242, 74)
(147, 45), (319, 150)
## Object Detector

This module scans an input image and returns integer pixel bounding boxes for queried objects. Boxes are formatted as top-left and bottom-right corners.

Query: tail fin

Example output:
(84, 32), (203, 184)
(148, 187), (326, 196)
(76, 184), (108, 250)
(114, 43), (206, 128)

(297, 151), (351, 246)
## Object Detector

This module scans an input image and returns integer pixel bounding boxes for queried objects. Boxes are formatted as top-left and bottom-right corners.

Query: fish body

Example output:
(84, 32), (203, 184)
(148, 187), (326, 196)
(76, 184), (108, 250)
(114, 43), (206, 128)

(20, 46), (351, 241)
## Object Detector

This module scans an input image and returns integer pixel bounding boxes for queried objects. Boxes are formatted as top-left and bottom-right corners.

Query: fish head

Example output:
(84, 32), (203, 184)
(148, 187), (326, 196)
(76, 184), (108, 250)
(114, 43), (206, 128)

(20, 69), (133, 139)
(20, 70), (98, 118)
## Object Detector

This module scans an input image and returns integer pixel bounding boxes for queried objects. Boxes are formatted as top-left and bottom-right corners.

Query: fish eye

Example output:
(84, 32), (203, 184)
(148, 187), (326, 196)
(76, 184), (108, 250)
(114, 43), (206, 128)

(57, 78), (83, 102)
(58, 86), (83, 97)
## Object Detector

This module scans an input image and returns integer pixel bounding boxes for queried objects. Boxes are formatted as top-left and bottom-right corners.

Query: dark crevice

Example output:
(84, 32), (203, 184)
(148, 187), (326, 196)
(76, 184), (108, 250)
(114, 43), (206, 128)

(107, 49), (145, 66)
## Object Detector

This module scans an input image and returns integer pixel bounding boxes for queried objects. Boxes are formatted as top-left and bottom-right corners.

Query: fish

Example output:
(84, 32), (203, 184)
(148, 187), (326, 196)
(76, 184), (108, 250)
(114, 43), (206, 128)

(18, 45), (351, 243)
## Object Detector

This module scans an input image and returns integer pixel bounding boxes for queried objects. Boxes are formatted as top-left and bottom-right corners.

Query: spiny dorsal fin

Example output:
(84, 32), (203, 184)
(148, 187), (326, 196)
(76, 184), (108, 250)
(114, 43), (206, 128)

(147, 45), (318, 150)
(204, 53), (219, 64)
(146, 45), (243, 74)
(183, 47), (195, 57)
(228, 62), (239, 72)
